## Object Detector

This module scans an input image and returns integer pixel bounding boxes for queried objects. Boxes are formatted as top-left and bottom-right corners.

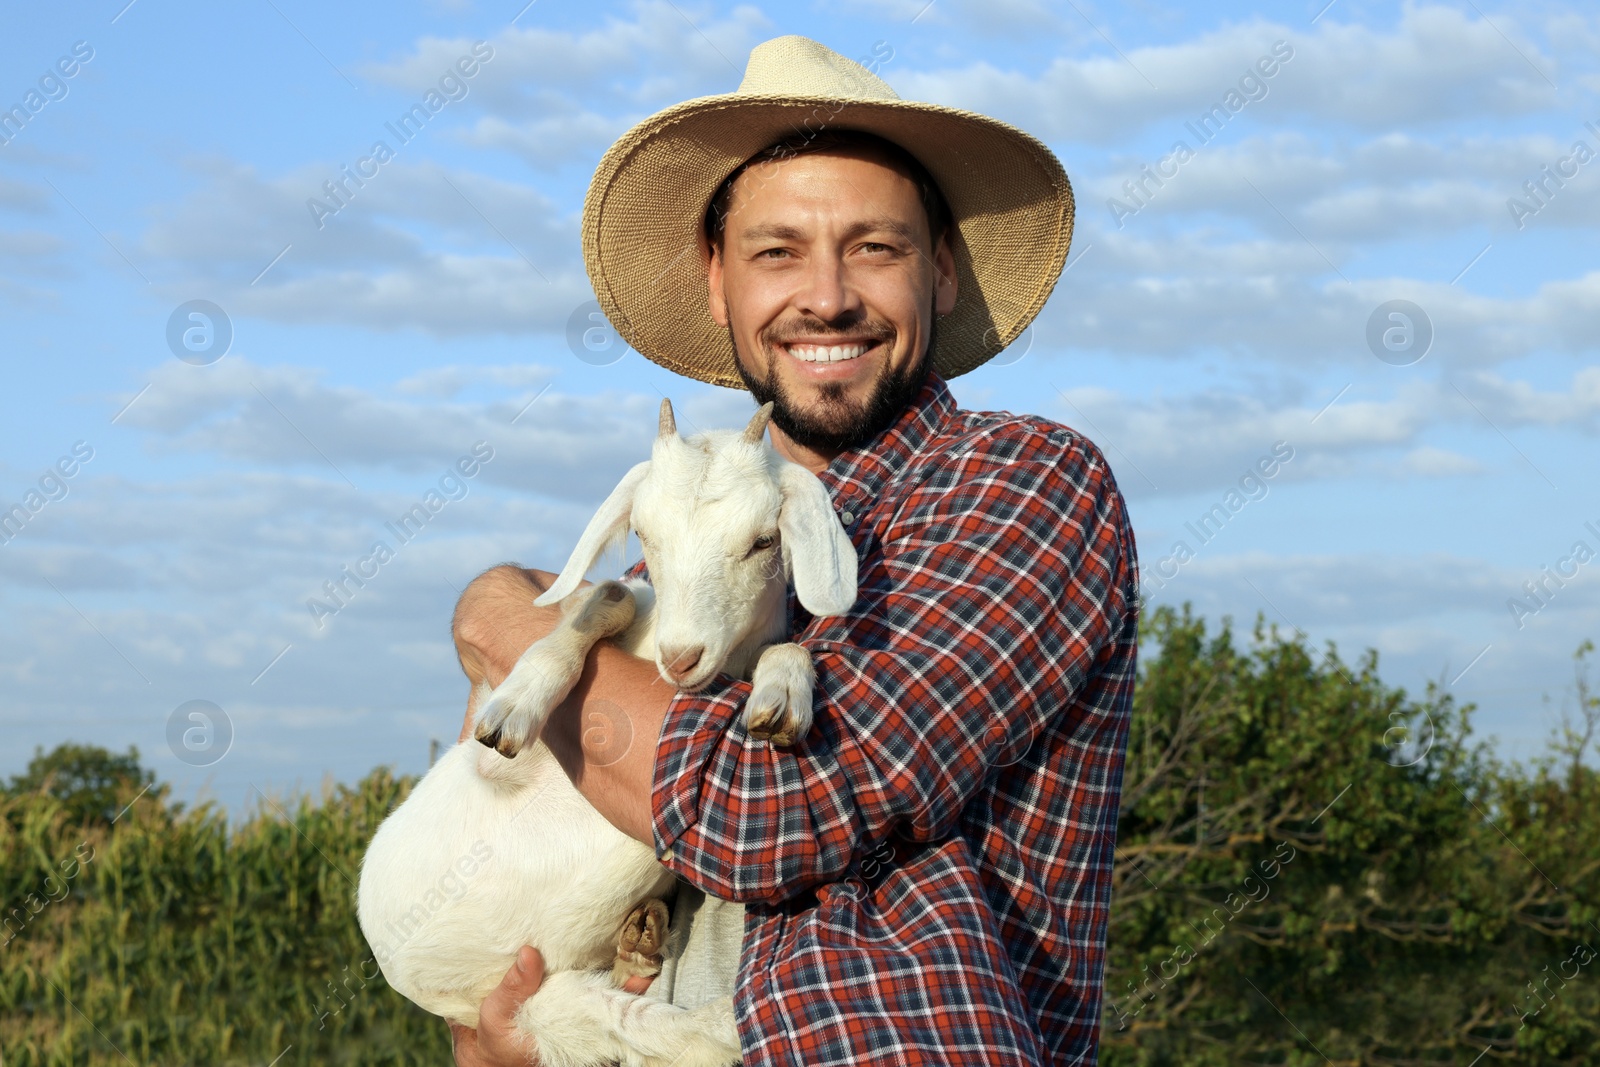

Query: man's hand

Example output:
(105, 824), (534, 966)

(454, 566), (579, 742)
(448, 946), (658, 1066)
(450, 563), (672, 845)
(449, 946), (544, 1066)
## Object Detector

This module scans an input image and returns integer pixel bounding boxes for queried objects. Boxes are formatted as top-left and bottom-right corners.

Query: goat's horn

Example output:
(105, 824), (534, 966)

(742, 402), (774, 443)
(658, 398), (677, 439)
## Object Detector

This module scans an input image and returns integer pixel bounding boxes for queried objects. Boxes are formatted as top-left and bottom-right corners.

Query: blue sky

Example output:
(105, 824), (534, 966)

(1, 0), (1596, 815)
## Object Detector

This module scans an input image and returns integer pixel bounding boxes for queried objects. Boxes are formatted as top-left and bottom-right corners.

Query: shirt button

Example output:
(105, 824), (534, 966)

(840, 510), (855, 525)
(659, 847), (675, 863)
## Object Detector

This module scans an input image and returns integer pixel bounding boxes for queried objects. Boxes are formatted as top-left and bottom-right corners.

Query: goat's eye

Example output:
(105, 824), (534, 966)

(747, 534), (776, 556)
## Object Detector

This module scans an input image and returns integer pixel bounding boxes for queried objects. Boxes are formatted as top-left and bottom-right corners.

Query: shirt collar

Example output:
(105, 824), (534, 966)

(813, 370), (957, 509)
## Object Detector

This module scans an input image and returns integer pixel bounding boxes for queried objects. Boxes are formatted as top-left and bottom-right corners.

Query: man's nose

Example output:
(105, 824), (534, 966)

(794, 253), (861, 323)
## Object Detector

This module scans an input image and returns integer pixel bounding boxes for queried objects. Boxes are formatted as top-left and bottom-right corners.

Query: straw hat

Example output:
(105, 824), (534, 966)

(580, 35), (1074, 389)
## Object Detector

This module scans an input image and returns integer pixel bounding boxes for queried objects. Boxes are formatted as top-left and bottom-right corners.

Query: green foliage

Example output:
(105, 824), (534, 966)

(8, 744), (158, 827)
(1103, 603), (1600, 1066)
(0, 759), (446, 1065)
(1, 610), (1595, 1065)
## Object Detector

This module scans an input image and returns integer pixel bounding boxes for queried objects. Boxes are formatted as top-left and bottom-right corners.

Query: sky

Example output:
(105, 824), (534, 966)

(1, 0), (1596, 817)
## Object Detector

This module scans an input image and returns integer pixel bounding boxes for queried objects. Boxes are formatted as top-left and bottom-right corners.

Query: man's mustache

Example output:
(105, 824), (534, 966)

(762, 319), (896, 346)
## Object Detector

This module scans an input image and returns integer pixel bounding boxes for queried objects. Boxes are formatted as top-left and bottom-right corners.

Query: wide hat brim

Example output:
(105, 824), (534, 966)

(581, 36), (1074, 390)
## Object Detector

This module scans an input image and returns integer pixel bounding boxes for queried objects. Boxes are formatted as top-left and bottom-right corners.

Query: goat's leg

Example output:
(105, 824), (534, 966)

(474, 580), (637, 758)
(744, 642), (815, 746)
(517, 970), (740, 1067)
(612, 897), (669, 983)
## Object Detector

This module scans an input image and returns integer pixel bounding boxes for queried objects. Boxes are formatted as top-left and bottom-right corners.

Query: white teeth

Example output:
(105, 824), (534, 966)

(788, 343), (870, 363)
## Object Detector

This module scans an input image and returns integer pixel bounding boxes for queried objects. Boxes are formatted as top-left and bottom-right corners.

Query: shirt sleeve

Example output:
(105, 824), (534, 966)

(648, 426), (1138, 906)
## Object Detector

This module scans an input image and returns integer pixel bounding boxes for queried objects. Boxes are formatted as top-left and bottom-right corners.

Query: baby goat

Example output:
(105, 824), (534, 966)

(357, 400), (857, 1067)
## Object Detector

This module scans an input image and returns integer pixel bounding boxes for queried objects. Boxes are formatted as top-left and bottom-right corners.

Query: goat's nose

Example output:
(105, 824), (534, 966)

(660, 644), (704, 680)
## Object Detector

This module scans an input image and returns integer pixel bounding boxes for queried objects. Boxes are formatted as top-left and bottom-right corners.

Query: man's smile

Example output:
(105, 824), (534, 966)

(781, 339), (878, 363)
(773, 338), (894, 387)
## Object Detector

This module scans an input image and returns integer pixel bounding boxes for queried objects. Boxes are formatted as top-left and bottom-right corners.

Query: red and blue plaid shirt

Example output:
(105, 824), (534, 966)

(634, 370), (1139, 1066)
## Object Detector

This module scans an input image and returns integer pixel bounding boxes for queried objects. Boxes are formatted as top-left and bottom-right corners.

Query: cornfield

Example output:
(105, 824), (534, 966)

(1, 764), (445, 1065)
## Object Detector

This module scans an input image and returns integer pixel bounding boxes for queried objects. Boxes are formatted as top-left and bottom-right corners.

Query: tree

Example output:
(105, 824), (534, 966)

(7, 742), (157, 825)
(1102, 602), (1600, 1065)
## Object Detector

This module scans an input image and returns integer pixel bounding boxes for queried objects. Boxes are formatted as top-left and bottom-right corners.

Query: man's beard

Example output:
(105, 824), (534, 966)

(733, 316), (935, 453)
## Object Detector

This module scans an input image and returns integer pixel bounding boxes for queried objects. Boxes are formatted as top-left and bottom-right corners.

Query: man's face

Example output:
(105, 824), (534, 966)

(707, 146), (958, 453)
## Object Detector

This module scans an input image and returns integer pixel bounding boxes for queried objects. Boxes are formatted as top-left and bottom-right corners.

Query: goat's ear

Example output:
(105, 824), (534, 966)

(535, 460), (651, 607)
(777, 463), (858, 617)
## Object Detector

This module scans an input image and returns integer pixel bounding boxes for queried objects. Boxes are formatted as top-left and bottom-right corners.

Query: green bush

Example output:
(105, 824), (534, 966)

(1102, 607), (1599, 1066)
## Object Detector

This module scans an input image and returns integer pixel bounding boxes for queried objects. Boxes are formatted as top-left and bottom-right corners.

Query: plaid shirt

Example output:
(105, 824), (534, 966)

(632, 371), (1139, 1066)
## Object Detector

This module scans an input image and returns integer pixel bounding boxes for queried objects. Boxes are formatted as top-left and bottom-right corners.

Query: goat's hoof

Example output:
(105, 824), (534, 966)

(746, 685), (809, 745)
(473, 727), (523, 758)
(612, 898), (669, 983)
(619, 897), (668, 955)
(746, 643), (814, 746)
(745, 707), (800, 747)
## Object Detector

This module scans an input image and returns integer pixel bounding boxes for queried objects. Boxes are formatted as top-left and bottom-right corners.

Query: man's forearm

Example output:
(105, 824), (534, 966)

(540, 641), (675, 846)
(453, 564), (673, 848)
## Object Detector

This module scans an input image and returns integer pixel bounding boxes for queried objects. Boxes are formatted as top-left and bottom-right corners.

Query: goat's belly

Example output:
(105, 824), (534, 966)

(357, 740), (672, 1025)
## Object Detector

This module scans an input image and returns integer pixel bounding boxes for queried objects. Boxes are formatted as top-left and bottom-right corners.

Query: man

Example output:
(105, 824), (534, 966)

(448, 35), (1139, 1067)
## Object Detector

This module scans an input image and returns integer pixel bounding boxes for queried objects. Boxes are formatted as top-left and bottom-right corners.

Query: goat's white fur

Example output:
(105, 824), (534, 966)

(357, 401), (857, 1067)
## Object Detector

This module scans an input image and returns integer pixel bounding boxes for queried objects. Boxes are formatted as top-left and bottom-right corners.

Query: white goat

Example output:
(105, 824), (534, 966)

(357, 400), (857, 1067)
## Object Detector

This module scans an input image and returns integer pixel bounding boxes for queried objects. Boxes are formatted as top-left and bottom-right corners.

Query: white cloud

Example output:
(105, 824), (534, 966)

(0, 175), (50, 213)
(110, 356), (667, 501)
(352, 3), (775, 174)
(1032, 227), (1600, 369)
(137, 157), (592, 334)
(1137, 546), (1599, 759)
(0, 229), (64, 260)
(1455, 365), (1600, 430)
(455, 112), (640, 172)
(1048, 362), (1596, 500)
(361, 2), (771, 121)
(1089, 129), (1600, 244)
(393, 363), (555, 398)
(892, 4), (1566, 145)
(824, 0), (1061, 34)
(1397, 445), (1484, 477)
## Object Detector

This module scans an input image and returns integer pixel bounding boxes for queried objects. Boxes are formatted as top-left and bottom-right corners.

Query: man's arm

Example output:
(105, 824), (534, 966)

(452, 564), (669, 845)
(649, 429), (1139, 905)
(447, 567), (666, 1067)
(451, 431), (1137, 902)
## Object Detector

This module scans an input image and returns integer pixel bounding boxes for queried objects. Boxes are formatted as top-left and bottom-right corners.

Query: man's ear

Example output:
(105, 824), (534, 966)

(933, 231), (958, 316)
(707, 241), (730, 327)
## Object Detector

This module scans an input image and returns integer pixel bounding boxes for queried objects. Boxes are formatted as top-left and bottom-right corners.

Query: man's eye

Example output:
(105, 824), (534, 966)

(758, 248), (789, 259)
